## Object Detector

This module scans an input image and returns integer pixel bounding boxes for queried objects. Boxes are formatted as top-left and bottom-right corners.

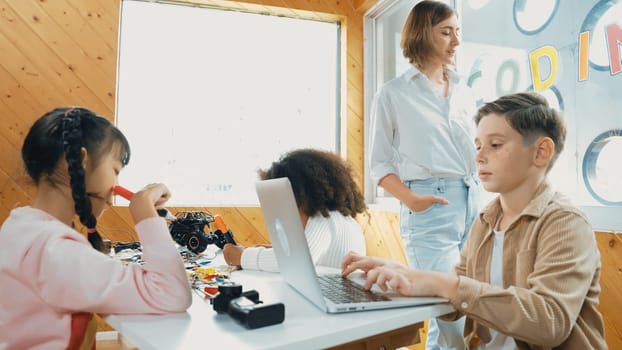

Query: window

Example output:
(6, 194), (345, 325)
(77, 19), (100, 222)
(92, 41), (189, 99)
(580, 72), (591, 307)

(116, 0), (340, 206)
(364, 0), (622, 230)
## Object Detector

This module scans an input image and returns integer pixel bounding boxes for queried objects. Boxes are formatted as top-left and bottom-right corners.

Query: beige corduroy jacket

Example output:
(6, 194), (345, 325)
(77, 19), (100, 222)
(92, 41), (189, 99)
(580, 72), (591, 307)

(443, 182), (607, 349)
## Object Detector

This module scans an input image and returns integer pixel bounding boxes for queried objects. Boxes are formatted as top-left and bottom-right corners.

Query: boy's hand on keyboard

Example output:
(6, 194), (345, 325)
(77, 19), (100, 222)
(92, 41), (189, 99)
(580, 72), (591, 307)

(367, 268), (458, 299)
(341, 251), (405, 277)
(341, 252), (455, 298)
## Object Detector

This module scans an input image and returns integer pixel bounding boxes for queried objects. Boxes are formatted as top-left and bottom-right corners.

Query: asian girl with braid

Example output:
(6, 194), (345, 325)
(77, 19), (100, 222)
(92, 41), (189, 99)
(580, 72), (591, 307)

(0, 107), (192, 350)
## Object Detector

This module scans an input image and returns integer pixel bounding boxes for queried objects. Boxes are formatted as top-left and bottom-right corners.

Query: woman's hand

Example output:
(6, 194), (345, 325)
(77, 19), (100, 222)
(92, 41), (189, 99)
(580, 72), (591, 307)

(128, 183), (172, 223)
(406, 193), (449, 212)
(377, 174), (448, 213)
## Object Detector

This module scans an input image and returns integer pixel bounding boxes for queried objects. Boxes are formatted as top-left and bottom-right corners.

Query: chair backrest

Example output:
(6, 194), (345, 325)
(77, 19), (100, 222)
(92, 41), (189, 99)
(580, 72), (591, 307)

(595, 231), (622, 349)
(354, 211), (408, 264)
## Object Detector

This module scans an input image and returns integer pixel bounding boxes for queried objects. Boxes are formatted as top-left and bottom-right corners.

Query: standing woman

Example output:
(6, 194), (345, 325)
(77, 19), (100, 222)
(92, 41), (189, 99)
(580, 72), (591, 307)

(368, 1), (478, 349)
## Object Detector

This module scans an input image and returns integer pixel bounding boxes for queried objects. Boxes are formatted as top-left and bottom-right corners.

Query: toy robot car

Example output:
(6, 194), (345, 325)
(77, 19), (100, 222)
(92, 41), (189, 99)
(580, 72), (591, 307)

(168, 210), (236, 254)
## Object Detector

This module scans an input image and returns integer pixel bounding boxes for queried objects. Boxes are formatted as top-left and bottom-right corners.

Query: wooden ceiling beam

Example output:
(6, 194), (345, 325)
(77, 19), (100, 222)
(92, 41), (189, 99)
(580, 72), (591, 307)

(351, 0), (377, 13)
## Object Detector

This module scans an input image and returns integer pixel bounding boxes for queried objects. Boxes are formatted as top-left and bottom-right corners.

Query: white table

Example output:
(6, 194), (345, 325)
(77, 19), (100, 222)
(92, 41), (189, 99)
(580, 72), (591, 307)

(106, 255), (454, 349)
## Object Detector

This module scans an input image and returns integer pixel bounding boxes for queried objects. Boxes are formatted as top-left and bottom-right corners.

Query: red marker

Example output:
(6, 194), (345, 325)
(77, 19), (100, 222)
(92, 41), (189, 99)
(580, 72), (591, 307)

(113, 185), (177, 221)
(112, 185), (134, 200)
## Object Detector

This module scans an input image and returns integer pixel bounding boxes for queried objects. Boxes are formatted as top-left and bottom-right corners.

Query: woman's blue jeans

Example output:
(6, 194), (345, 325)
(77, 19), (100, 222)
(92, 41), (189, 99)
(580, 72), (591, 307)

(400, 174), (480, 350)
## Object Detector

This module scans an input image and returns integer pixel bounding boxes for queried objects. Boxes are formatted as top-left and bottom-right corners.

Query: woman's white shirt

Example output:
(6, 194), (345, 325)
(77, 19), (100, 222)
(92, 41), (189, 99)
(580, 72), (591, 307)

(369, 65), (477, 183)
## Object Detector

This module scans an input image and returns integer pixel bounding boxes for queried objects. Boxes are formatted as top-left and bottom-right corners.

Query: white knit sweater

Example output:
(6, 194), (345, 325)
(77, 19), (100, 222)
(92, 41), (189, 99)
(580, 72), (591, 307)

(240, 211), (366, 272)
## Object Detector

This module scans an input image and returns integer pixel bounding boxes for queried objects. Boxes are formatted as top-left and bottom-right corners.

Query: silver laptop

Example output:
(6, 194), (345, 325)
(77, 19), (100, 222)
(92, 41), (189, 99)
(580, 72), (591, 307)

(255, 177), (447, 314)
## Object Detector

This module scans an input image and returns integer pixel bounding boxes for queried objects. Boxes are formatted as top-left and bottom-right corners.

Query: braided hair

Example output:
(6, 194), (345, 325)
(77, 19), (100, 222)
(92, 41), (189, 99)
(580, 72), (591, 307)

(21, 107), (130, 251)
(258, 148), (367, 218)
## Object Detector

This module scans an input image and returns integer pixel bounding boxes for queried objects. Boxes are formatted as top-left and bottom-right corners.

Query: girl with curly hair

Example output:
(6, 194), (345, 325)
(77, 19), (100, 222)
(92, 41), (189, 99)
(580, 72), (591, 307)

(223, 148), (367, 272)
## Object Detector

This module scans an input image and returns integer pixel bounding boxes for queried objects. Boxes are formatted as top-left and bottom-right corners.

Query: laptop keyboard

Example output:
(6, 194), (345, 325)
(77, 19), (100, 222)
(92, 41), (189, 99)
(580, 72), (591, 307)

(317, 274), (390, 304)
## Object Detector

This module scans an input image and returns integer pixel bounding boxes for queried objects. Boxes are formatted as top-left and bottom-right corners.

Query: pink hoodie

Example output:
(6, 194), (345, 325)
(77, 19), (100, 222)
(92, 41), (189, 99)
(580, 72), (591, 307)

(0, 207), (192, 349)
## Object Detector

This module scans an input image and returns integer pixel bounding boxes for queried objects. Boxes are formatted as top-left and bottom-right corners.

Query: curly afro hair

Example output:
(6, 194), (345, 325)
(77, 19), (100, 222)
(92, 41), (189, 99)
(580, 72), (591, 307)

(258, 148), (367, 218)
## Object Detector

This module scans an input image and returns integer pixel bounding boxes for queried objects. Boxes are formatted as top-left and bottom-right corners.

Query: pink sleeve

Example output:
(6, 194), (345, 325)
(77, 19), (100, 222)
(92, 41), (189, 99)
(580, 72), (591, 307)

(38, 217), (191, 314)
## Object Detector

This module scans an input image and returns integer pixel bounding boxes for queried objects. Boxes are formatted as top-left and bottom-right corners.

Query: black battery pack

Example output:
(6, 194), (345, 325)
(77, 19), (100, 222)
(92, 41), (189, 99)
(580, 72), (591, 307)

(227, 296), (285, 329)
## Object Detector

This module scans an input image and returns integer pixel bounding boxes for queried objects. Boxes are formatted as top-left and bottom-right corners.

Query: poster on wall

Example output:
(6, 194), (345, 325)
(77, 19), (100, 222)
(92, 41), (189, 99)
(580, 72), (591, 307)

(458, 0), (621, 222)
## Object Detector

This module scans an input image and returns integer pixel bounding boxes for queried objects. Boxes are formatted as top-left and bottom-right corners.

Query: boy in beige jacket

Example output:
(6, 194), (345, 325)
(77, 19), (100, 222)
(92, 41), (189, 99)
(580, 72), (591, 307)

(342, 92), (607, 349)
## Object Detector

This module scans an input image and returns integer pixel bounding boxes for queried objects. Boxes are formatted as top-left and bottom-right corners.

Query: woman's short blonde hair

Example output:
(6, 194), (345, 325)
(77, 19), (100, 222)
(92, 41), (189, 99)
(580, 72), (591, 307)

(400, 0), (456, 66)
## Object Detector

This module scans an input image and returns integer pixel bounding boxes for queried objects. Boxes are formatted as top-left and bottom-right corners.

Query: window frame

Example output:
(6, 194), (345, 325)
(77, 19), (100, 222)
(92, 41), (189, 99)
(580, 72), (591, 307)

(115, 0), (343, 206)
(363, 0), (622, 232)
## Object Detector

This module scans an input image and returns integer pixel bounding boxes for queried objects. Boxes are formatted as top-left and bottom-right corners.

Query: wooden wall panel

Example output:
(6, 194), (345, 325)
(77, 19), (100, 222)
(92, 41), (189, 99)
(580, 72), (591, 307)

(7, 1), (116, 111)
(0, 1), (113, 115)
(0, 0), (368, 222)
(97, 207), (407, 263)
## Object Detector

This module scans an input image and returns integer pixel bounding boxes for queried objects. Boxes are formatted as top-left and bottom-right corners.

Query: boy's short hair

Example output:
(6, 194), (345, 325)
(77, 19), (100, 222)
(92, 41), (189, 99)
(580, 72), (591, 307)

(474, 92), (567, 172)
